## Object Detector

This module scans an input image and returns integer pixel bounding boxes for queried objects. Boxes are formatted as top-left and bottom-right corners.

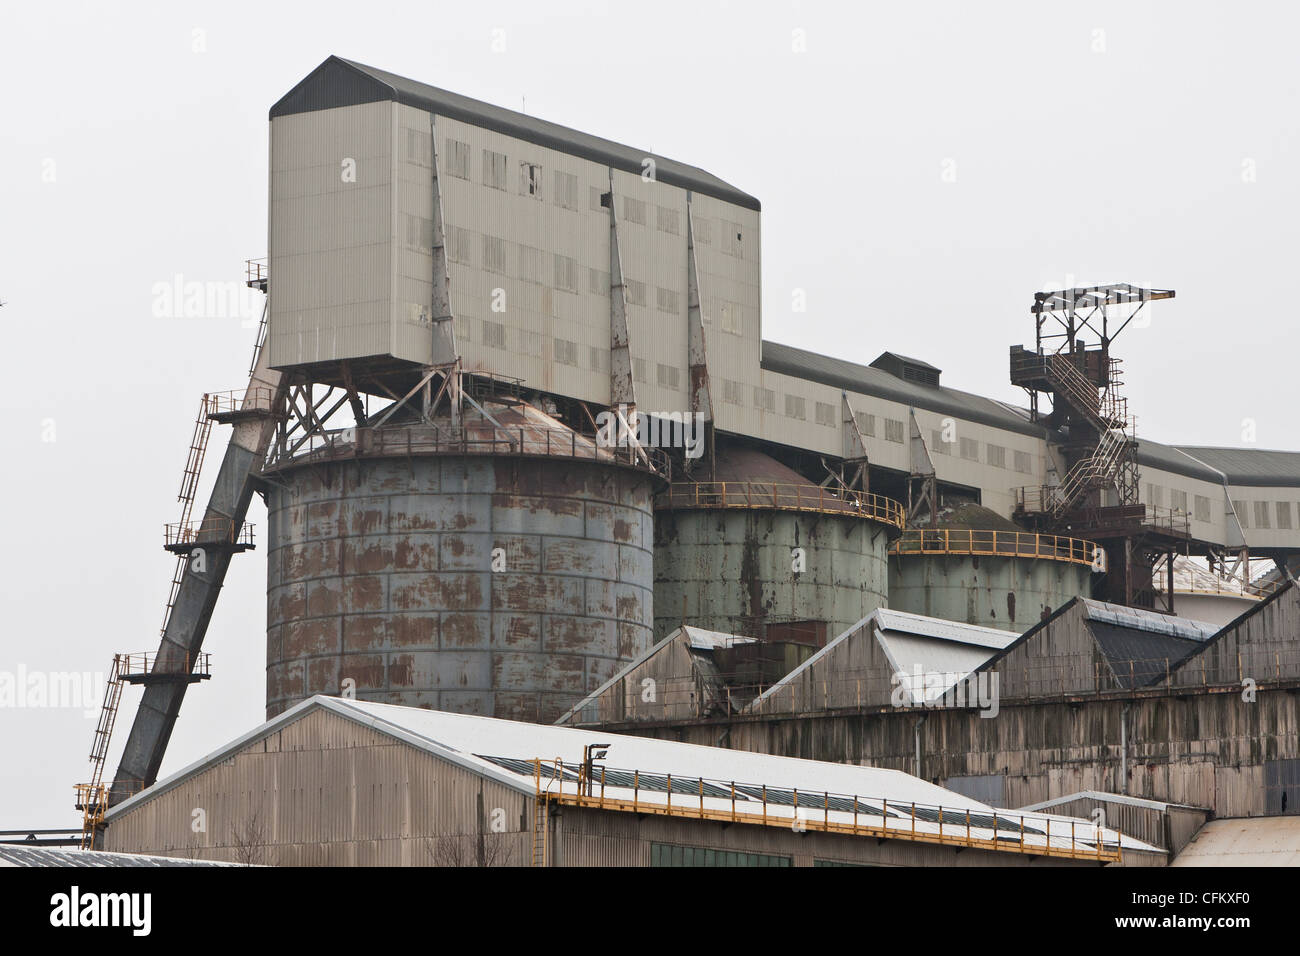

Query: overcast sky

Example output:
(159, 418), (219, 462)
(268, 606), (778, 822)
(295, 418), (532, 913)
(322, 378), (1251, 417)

(2, 0), (1295, 828)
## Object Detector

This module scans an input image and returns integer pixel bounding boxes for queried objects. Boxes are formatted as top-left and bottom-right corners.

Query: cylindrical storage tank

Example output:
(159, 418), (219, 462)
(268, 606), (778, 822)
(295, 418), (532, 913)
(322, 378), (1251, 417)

(653, 448), (903, 644)
(264, 403), (661, 722)
(1167, 557), (1265, 627)
(888, 526), (1095, 631)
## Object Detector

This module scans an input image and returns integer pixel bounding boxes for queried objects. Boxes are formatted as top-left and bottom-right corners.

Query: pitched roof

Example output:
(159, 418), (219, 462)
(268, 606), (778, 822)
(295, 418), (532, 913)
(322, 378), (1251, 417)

(270, 56), (759, 210)
(104, 695), (1158, 856)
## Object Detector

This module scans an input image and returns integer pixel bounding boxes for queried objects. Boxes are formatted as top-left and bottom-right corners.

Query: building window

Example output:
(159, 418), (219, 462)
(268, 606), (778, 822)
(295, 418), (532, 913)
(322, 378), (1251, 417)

(931, 430), (951, 455)
(404, 128), (431, 166)
(1254, 501), (1271, 529)
(986, 444), (1006, 468)
(1013, 450), (1032, 474)
(481, 320), (505, 349)
(1170, 489), (1188, 514)
(482, 235), (506, 274)
(553, 338), (578, 366)
(754, 387), (775, 412)
(959, 437), (979, 460)
(719, 301), (742, 335)
(588, 346), (609, 372)
(884, 419), (905, 444)
(404, 214), (433, 252)
(624, 278), (646, 306)
(1278, 502), (1293, 530)
(1147, 484), (1164, 508)
(633, 358), (648, 383)
(588, 268), (609, 297)
(623, 197), (646, 224)
(553, 170), (579, 209)
(657, 364), (681, 390)
(1234, 500), (1249, 528)
(656, 205), (681, 235)
(815, 401), (836, 427)
(444, 139), (471, 179)
(694, 217), (712, 244)
(516, 245), (541, 282)
(520, 162), (543, 198)
(721, 222), (743, 257)
(1194, 495), (1212, 523)
(553, 254), (579, 293)
(855, 412), (875, 438)
(785, 395), (806, 420)
(482, 149), (508, 190)
(446, 226), (473, 265)
(723, 380), (743, 405)
(650, 843), (791, 867)
(655, 287), (680, 314)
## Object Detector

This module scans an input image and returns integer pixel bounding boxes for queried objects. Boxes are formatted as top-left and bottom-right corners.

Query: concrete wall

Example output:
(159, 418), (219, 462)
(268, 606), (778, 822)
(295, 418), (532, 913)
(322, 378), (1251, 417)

(266, 449), (657, 722)
(888, 554), (1092, 632)
(653, 509), (890, 642)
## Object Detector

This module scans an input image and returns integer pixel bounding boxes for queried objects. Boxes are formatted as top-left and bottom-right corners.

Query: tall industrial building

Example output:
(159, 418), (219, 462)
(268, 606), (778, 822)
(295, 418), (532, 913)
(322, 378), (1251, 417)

(83, 56), (1300, 831)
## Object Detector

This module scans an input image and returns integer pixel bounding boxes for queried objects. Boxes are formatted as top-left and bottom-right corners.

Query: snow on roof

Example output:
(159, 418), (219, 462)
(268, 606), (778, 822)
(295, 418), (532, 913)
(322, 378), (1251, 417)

(0, 845), (239, 867)
(750, 608), (1018, 709)
(105, 695), (1159, 857)
(681, 626), (757, 651)
(1080, 598), (1219, 641)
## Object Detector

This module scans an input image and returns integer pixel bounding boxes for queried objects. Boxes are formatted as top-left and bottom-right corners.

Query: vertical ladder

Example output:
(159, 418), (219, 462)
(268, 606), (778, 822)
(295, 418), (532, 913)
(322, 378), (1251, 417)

(532, 797), (548, 867)
(81, 655), (126, 848)
(162, 398), (215, 634)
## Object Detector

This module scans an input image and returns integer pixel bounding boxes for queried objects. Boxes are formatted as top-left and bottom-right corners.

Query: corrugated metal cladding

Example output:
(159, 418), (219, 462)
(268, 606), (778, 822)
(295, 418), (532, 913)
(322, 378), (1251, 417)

(266, 452), (657, 723)
(102, 708), (533, 866)
(102, 704), (1108, 867)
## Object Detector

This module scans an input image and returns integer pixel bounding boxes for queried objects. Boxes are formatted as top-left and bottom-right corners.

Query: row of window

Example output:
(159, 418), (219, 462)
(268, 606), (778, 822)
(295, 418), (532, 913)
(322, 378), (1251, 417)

(929, 432), (1034, 473)
(1232, 499), (1297, 531)
(434, 138), (744, 255)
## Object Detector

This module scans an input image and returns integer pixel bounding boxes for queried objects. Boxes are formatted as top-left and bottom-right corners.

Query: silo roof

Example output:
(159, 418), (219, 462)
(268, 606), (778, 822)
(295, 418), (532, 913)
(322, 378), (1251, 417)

(270, 56), (760, 211)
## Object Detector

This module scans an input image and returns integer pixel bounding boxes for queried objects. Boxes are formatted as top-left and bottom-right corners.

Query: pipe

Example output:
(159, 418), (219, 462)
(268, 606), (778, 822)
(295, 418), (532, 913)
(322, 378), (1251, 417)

(1120, 703), (1130, 795)
(914, 714), (927, 779)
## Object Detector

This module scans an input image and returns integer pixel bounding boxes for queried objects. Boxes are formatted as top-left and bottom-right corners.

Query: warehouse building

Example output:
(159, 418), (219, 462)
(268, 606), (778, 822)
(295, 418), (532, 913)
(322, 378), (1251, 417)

(568, 583), (1300, 821)
(98, 696), (1162, 866)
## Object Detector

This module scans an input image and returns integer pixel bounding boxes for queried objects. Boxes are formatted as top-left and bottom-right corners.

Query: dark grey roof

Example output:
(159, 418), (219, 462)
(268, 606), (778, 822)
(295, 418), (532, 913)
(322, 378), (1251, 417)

(764, 340), (1300, 487)
(1088, 621), (1203, 689)
(270, 56), (759, 211)
(1170, 446), (1300, 487)
(762, 339), (1047, 439)
(872, 352), (941, 373)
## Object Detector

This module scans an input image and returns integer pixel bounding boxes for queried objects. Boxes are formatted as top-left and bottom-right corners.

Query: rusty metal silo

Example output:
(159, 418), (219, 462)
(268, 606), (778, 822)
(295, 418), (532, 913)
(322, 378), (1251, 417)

(264, 401), (663, 723)
(653, 447), (904, 645)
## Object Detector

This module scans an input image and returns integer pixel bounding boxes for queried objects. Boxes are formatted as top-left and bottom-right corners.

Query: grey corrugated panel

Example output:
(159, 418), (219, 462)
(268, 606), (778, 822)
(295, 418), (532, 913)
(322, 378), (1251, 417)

(270, 56), (759, 211)
(1173, 445), (1300, 486)
(1088, 621), (1203, 689)
(761, 340), (1047, 439)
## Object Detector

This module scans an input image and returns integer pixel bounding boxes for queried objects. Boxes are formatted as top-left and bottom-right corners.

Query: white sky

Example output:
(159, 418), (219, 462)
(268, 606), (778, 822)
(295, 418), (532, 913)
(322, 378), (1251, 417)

(1, 0), (1296, 828)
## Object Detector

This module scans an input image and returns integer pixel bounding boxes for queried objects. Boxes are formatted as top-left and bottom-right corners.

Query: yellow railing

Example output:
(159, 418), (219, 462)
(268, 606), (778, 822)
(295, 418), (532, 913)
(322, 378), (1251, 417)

(658, 482), (905, 528)
(164, 518), (255, 548)
(890, 528), (1099, 568)
(530, 758), (1120, 863)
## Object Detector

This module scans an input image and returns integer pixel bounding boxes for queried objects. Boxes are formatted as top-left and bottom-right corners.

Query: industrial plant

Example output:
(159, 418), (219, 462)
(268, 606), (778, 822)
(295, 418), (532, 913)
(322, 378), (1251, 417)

(58, 56), (1300, 867)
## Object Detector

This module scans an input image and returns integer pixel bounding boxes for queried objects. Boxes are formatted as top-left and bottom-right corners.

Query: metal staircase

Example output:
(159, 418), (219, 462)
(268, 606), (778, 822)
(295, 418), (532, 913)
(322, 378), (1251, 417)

(99, 283), (285, 812)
